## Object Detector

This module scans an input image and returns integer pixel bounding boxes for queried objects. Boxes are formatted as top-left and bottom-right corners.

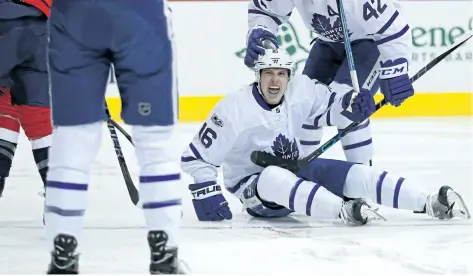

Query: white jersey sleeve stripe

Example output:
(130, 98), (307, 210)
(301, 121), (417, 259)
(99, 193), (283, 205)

(376, 11), (399, 35)
(181, 155), (197, 162)
(302, 124), (322, 130)
(187, 142), (220, 167)
(313, 92), (337, 127)
(375, 24), (410, 45)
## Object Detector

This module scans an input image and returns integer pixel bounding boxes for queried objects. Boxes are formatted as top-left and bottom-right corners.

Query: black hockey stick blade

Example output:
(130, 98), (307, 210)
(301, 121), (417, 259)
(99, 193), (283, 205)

(251, 31), (473, 171)
(250, 151), (300, 173)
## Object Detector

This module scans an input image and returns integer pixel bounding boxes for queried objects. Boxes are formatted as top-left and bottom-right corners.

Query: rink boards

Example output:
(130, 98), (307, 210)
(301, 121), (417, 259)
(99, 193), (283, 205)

(106, 93), (473, 123)
(104, 0), (473, 122)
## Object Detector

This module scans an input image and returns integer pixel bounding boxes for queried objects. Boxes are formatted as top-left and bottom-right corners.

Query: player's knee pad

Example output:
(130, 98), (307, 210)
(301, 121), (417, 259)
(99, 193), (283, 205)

(47, 122), (102, 181)
(131, 125), (179, 173)
(241, 174), (293, 218)
(258, 165), (302, 204)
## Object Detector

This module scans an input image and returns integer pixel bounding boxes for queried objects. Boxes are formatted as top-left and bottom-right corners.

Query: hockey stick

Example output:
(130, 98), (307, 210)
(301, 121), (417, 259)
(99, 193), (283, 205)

(336, 0), (360, 112)
(105, 107), (139, 205)
(251, 31), (473, 173)
(108, 117), (134, 145)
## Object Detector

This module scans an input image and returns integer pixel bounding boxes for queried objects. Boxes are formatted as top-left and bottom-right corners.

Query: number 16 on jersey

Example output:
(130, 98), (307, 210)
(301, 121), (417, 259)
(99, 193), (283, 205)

(198, 122), (217, 148)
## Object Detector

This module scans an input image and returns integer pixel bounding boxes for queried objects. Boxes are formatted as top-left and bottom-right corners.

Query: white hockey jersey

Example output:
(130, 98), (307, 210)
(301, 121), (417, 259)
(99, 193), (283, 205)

(181, 75), (354, 198)
(248, 0), (412, 64)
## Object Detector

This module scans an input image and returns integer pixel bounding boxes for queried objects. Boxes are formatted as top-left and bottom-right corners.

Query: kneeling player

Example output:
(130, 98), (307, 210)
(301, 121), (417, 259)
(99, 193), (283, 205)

(181, 49), (469, 224)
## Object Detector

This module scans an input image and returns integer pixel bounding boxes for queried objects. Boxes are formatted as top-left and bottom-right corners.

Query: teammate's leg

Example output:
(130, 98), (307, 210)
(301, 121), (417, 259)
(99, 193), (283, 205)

(300, 41), (344, 156)
(108, 1), (183, 273)
(46, 0), (111, 273)
(331, 40), (381, 165)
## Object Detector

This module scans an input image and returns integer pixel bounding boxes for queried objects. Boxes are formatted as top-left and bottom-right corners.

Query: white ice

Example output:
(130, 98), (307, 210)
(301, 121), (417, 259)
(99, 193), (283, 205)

(0, 117), (471, 274)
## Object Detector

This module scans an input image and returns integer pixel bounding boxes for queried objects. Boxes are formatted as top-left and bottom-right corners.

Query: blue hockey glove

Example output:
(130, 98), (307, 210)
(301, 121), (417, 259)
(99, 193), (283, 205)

(341, 88), (376, 122)
(244, 27), (278, 68)
(379, 58), (414, 107)
(189, 181), (232, 221)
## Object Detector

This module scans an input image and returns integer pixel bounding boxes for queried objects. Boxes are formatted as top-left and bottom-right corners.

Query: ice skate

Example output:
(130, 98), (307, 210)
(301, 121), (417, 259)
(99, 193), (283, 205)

(425, 185), (471, 219)
(148, 230), (187, 274)
(339, 198), (386, 225)
(47, 234), (79, 274)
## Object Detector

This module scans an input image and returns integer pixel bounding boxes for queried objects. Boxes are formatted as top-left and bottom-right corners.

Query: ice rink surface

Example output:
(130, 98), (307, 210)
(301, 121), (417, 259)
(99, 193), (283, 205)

(0, 117), (472, 274)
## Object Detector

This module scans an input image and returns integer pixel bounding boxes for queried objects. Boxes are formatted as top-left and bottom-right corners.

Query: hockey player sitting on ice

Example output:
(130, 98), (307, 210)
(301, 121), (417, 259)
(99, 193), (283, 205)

(181, 48), (470, 224)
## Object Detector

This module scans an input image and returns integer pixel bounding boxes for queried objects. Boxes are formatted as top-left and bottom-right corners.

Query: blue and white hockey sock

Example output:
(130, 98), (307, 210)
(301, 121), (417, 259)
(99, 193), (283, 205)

(45, 122), (102, 252)
(133, 126), (182, 248)
(344, 164), (428, 211)
(299, 123), (322, 158)
(339, 119), (373, 165)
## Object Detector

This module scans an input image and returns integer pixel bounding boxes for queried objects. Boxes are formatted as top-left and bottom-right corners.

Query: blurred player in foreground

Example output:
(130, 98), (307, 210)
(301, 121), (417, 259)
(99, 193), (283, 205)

(45, 0), (184, 273)
(0, 0), (51, 198)
(181, 48), (469, 224)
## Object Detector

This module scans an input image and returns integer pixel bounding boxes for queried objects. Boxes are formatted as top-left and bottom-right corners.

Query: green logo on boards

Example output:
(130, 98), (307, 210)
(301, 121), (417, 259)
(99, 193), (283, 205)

(411, 17), (472, 63)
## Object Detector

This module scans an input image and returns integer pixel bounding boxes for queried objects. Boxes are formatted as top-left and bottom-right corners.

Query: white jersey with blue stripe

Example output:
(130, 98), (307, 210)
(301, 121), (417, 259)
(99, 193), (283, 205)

(248, 0), (412, 64)
(180, 75), (354, 198)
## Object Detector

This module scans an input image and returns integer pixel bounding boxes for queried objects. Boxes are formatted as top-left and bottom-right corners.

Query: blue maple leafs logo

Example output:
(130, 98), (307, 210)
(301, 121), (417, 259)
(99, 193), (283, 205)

(311, 13), (351, 42)
(271, 134), (299, 160)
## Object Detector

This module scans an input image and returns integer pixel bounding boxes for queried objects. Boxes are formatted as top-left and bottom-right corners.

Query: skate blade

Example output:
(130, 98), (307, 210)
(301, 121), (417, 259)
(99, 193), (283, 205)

(363, 207), (387, 222)
(447, 190), (471, 219)
(179, 260), (192, 274)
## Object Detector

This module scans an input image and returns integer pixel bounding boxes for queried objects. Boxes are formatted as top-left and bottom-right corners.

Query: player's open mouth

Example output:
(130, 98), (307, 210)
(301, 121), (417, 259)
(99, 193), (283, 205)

(268, 86), (280, 94)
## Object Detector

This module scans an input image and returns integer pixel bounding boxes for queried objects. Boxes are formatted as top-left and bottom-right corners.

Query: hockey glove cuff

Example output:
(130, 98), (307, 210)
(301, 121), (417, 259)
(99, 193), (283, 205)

(189, 181), (232, 221)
